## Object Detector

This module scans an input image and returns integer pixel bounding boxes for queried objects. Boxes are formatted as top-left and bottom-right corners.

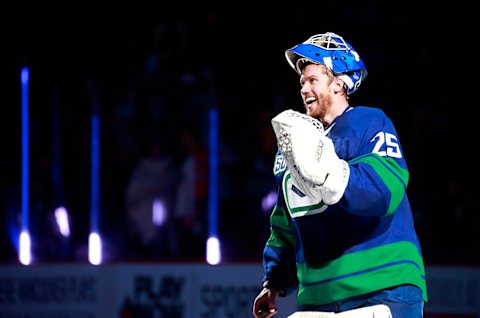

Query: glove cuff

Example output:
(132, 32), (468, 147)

(321, 159), (350, 205)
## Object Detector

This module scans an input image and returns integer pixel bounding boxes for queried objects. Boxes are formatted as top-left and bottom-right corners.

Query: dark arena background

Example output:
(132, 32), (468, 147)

(1, 2), (479, 317)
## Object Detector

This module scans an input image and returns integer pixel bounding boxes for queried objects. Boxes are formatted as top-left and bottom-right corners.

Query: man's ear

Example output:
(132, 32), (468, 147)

(334, 77), (345, 94)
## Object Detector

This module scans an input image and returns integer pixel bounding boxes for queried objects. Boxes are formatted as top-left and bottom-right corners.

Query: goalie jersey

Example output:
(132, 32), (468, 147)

(264, 106), (428, 305)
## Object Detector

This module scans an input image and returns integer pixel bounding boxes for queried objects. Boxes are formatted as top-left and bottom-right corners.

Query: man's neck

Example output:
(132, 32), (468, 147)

(322, 102), (349, 127)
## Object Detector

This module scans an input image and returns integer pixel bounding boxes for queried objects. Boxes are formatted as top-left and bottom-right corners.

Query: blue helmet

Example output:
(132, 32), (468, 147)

(285, 32), (368, 95)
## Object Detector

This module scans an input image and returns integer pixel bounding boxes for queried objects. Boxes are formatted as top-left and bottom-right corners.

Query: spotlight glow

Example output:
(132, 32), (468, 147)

(152, 199), (166, 226)
(206, 236), (221, 265)
(54, 206), (70, 237)
(262, 191), (277, 212)
(19, 231), (31, 265)
(88, 232), (102, 265)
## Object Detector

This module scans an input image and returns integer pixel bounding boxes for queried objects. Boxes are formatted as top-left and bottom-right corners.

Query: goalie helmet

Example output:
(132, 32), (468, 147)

(285, 32), (368, 95)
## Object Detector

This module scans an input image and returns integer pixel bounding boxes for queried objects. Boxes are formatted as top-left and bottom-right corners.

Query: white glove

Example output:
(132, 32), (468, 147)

(290, 124), (350, 205)
(272, 109), (349, 206)
(272, 110), (324, 203)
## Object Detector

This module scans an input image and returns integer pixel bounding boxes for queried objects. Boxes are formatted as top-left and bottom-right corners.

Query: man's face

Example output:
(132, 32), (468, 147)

(299, 64), (335, 120)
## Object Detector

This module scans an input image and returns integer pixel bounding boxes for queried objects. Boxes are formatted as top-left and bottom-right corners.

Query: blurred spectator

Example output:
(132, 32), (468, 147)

(125, 138), (179, 259)
(173, 127), (209, 259)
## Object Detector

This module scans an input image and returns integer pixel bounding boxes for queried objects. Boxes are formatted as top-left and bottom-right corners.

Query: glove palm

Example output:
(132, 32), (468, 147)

(272, 110), (350, 205)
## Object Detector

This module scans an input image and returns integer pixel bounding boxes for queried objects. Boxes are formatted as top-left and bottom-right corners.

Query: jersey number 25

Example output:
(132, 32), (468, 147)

(371, 132), (402, 158)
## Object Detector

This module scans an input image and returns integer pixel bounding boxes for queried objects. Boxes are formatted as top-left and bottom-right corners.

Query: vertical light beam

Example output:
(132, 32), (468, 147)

(207, 108), (220, 265)
(20, 66), (31, 265)
(90, 113), (100, 232)
(89, 93), (102, 265)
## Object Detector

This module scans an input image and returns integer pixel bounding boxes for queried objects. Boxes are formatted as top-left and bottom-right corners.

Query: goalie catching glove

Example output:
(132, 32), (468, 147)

(271, 109), (350, 205)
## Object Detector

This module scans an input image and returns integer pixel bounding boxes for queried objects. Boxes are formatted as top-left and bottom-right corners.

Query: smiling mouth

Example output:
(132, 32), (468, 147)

(305, 97), (316, 107)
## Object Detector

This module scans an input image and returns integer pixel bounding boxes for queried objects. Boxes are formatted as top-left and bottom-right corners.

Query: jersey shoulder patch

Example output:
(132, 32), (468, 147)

(273, 150), (287, 176)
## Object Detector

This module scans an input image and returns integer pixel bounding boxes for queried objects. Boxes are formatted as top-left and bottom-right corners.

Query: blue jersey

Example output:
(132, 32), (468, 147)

(264, 106), (427, 305)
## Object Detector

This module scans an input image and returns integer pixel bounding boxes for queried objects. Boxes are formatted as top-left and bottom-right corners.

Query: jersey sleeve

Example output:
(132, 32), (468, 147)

(332, 107), (409, 217)
(262, 156), (298, 296)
